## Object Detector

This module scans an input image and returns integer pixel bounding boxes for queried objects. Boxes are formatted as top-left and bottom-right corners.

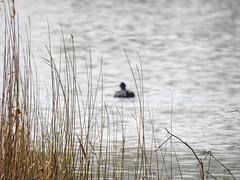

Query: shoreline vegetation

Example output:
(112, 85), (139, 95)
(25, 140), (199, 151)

(0, 1), (238, 179)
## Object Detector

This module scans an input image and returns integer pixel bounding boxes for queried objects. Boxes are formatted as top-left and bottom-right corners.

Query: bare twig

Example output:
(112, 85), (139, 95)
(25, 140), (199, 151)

(212, 154), (236, 179)
(202, 150), (237, 180)
(206, 171), (217, 180)
(226, 109), (240, 113)
(164, 128), (204, 180)
(155, 135), (172, 152)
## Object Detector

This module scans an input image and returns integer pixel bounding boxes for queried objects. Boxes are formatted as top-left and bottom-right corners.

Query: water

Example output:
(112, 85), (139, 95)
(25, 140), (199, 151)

(1, 0), (240, 178)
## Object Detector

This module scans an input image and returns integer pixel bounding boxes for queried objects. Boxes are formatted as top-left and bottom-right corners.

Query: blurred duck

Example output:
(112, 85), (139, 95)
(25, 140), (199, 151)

(114, 82), (135, 98)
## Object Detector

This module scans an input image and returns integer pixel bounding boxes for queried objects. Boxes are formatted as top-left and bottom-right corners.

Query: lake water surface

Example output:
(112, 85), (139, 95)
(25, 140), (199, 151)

(0, 0), (240, 179)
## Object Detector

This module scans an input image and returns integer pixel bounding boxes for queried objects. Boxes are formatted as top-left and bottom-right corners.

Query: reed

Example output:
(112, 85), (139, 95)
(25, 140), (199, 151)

(0, 1), (238, 179)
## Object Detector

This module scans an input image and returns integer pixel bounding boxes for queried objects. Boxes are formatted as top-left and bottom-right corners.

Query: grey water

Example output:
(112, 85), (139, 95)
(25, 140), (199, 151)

(0, 0), (240, 179)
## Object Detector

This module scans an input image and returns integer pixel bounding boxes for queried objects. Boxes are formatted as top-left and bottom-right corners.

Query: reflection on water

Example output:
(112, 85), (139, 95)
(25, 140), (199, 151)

(1, 0), (240, 178)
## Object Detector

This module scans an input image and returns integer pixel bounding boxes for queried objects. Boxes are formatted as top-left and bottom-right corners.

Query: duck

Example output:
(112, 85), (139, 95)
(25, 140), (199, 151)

(114, 82), (135, 98)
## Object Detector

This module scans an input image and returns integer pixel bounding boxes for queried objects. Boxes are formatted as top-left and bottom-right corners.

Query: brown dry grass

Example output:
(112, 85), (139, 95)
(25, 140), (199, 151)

(0, 1), (237, 180)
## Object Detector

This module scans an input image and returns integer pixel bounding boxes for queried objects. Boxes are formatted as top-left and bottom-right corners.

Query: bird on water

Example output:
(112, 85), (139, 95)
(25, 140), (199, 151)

(114, 82), (135, 98)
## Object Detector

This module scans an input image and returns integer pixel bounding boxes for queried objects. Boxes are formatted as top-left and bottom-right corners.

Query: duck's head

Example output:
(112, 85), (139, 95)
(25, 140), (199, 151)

(120, 82), (126, 90)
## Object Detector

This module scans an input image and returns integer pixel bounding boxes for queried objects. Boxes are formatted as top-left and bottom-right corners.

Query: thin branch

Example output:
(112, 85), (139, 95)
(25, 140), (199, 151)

(211, 153), (236, 180)
(155, 135), (172, 152)
(206, 171), (217, 180)
(164, 128), (204, 180)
